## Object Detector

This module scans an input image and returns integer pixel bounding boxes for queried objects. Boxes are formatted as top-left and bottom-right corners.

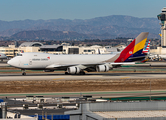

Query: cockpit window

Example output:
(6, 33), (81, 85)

(17, 54), (23, 56)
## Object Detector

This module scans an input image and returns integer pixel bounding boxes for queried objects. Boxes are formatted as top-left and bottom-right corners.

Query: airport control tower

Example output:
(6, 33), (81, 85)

(157, 7), (166, 46)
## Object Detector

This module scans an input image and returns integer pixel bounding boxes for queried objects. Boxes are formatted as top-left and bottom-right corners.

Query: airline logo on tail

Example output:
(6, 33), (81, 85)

(142, 40), (150, 54)
(113, 32), (149, 62)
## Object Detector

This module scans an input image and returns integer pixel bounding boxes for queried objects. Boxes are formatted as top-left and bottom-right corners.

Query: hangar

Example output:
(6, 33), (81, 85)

(19, 42), (43, 47)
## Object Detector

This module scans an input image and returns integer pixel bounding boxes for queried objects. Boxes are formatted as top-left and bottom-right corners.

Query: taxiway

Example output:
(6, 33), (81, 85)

(0, 72), (166, 81)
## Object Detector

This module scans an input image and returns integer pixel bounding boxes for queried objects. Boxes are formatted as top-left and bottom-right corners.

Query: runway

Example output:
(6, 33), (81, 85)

(0, 72), (166, 81)
(1, 61), (166, 81)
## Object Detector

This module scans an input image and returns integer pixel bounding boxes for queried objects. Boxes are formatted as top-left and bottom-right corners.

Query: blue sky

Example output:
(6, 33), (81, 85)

(0, 0), (166, 21)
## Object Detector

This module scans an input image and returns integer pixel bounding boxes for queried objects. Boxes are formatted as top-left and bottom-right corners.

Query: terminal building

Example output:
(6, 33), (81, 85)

(0, 42), (43, 58)
(0, 42), (108, 58)
(39, 44), (106, 55)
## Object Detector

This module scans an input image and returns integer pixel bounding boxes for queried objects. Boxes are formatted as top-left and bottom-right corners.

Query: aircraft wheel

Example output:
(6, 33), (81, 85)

(65, 72), (69, 75)
(80, 71), (85, 75)
(22, 72), (26, 76)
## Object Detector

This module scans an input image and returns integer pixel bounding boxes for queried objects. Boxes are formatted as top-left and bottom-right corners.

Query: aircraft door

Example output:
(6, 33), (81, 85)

(29, 59), (32, 65)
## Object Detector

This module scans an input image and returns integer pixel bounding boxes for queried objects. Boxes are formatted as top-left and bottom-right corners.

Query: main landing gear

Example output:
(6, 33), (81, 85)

(79, 71), (85, 75)
(65, 71), (85, 75)
(22, 70), (26, 76)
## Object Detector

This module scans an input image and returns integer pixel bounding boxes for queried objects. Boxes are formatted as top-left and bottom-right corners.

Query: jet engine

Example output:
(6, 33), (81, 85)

(67, 66), (81, 74)
(96, 64), (110, 72)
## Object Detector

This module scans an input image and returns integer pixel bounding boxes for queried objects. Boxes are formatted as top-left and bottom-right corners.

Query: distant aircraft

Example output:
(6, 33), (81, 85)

(143, 40), (166, 61)
(142, 40), (150, 54)
(141, 40), (151, 62)
(156, 54), (166, 60)
(8, 32), (149, 75)
(0, 53), (7, 61)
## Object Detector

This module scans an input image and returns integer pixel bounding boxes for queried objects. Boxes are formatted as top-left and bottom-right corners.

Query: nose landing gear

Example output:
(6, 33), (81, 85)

(21, 70), (26, 76)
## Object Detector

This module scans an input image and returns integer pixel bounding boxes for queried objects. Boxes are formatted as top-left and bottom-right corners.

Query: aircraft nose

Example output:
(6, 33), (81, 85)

(7, 58), (19, 67)
(7, 59), (14, 66)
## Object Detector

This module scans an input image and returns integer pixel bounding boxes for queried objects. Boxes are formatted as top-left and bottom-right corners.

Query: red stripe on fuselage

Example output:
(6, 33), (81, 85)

(114, 39), (135, 62)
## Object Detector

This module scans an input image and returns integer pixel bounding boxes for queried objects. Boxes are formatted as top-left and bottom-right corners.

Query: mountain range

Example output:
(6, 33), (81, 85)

(0, 15), (161, 40)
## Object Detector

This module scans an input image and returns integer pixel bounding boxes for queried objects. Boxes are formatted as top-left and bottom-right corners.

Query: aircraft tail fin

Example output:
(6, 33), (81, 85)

(114, 32), (149, 62)
(142, 40), (150, 54)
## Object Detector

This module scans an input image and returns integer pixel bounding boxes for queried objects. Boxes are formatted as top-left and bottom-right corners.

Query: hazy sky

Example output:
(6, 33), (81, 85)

(0, 0), (166, 21)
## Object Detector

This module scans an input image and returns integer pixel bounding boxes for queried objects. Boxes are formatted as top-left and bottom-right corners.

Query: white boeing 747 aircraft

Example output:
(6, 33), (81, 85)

(8, 32), (149, 75)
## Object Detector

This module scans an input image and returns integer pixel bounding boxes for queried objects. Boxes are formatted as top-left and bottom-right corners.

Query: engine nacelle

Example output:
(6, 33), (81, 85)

(44, 70), (54, 72)
(96, 65), (110, 72)
(67, 66), (81, 74)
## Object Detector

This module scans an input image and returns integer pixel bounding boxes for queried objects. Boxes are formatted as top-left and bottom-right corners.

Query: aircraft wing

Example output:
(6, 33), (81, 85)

(46, 62), (135, 72)
(46, 64), (87, 70)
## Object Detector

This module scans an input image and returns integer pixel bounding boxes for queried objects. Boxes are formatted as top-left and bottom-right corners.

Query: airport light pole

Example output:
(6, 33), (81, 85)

(150, 80), (151, 101)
